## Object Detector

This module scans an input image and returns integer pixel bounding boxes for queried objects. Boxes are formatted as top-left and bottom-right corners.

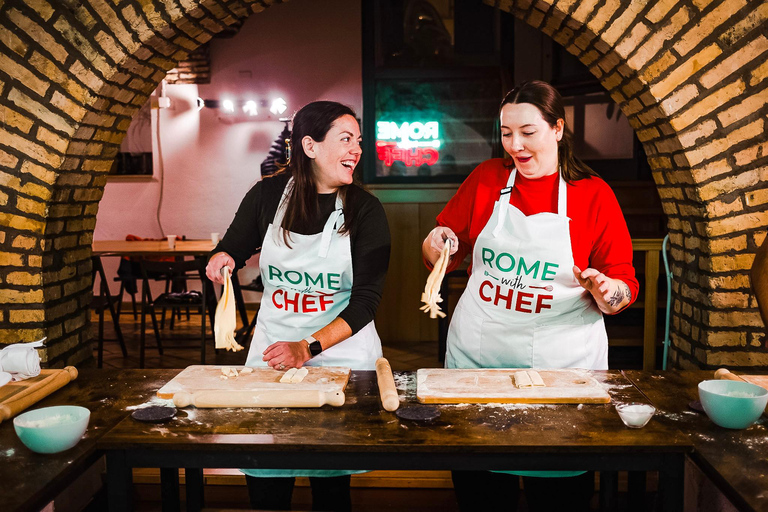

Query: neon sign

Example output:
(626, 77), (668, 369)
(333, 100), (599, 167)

(376, 121), (441, 167)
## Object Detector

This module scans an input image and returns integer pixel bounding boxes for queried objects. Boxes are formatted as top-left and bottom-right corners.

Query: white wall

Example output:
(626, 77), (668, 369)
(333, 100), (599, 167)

(95, 0), (363, 296)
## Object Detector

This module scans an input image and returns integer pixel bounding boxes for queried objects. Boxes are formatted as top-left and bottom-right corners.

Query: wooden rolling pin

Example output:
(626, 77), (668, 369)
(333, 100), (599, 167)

(0, 366), (79, 423)
(375, 357), (399, 412)
(173, 389), (346, 408)
(714, 368), (746, 382)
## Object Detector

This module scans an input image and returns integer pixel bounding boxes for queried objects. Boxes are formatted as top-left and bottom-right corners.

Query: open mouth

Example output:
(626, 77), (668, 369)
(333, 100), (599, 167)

(341, 160), (356, 170)
(516, 156), (532, 164)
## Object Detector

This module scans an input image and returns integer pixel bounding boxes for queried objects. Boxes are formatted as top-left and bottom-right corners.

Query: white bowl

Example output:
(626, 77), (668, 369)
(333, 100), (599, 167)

(616, 403), (656, 428)
(14, 405), (90, 454)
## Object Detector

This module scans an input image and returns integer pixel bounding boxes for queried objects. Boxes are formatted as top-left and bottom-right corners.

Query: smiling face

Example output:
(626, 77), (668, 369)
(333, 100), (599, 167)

(302, 114), (362, 193)
(500, 102), (563, 180)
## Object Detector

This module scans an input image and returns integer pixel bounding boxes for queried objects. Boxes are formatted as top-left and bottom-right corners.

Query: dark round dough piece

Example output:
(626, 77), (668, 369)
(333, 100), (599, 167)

(131, 406), (177, 423)
(396, 405), (441, 422)
(688, 400), (704, 413)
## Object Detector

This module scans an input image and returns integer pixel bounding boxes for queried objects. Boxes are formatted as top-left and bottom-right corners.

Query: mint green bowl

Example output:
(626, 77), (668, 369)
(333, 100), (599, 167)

(698, 380), (768, 430)
(13, 405), (90, 454)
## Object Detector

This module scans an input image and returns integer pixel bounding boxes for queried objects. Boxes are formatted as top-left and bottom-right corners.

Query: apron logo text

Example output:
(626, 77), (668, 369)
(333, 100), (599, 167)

(268, 265), (342, 291)
(271, 289), (334, 313)
(481, 248), (558, 280)
(478, 280), (553, 313)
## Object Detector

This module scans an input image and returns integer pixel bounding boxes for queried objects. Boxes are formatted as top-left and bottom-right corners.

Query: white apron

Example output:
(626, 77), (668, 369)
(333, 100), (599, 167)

(243, 178), (381, 478)
(446, 169), (607, 478)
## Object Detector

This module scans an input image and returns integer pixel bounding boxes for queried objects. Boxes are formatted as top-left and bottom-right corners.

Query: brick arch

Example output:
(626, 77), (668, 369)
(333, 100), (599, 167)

(0, 0), (282, 366)
(0, 0), (765, 368)
(491, 0), (767, 369)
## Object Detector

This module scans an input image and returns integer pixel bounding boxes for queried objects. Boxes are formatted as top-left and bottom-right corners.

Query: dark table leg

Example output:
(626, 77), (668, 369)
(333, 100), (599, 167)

(657, 456), (684, 512)
(599, 470), (618, 512)
(106, 451), (132, 512)
(160, 468), (180, 512)
(185, 468), (205, 512)
(628, 471), (647, 512)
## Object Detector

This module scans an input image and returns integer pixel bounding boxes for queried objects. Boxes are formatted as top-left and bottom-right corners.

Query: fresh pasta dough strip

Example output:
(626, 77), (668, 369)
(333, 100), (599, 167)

(420, 240), (452, 319)
(528, 371), (546, 387)
(514, 371), (533, 388)
(214, 267), (245, 352)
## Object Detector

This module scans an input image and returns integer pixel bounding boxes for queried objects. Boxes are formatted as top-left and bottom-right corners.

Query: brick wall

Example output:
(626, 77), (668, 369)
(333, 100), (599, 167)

(0, 0), (282, 367)
(0, 0), (765, 369)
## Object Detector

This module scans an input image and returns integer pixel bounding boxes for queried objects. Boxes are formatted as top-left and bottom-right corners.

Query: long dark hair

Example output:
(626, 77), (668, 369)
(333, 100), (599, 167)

(276, 101), (358, 246)
(500, 80), (598, 182)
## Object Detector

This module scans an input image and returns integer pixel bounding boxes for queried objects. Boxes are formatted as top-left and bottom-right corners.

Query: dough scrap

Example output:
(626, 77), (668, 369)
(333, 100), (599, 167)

(514, 371), (532, 388)
(529, 370), (545, 387)
(290, 367), (309, 384)
(240, 367), (253, 375)
(280, 368), (298, 383)
(514, 371), (546, 388)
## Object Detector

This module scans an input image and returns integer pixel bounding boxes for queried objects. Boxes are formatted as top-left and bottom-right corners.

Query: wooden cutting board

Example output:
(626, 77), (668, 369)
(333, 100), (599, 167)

(0, 367), (78, 423)
(741, 375), (768, 390)
(416, 368), (611, 404)
(157, 365), (350, 400)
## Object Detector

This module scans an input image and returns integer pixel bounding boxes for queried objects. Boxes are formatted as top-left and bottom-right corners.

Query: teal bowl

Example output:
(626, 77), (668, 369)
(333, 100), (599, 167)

(13, 405), (90, 454)
(698, 380), (768, 429)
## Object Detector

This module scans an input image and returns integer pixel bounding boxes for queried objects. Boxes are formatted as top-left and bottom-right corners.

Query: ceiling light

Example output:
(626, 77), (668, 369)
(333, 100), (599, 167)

(270, 98), (287, 115)
(221, 99), (235, 114)
(243, 100), (258, 116)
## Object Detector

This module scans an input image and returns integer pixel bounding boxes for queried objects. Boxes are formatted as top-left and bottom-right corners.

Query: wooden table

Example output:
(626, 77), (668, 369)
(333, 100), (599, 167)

(98, 370), (691, 512)
(91, 239), (253, 338)
(92, 239), (216, 257)
(0, 370), (167, 512)
(625, 370), (768, 512)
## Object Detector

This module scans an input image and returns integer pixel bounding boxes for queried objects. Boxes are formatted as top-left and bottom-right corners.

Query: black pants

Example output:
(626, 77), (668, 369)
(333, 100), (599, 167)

(245, 474), (352, 511)
(451, 470), (594, 512)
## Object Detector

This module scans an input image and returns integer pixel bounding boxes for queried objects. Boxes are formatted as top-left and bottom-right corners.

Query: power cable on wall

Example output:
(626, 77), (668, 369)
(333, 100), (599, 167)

(155, 81), (167, 237)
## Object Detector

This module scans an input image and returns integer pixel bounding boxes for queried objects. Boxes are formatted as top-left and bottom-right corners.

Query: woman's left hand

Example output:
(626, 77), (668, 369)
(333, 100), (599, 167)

(573, 266), (631, 314)
(263, 341), (311, 370)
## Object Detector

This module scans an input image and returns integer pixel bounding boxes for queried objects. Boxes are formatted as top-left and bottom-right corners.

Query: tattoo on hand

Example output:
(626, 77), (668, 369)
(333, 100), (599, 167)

(607, 288), (623, 307)
(623, 283), (632, 302)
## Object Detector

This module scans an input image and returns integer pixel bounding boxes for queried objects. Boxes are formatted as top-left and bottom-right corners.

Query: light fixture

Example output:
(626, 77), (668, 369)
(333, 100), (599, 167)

(270, 98), (287, 115)
(221, 99), (235, 114)
(196, 97), (205, 111)
(243, 100), (258, 116)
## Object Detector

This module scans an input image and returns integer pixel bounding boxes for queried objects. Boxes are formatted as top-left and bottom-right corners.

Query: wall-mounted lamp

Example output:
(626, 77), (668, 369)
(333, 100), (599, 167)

(221, 99), (235, 114)
(198, 97), (289, 120)
(243, 100), (258, 116)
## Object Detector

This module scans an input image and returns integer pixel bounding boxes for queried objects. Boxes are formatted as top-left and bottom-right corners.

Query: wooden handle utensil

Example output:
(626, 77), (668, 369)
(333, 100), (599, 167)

(172, 389), (346, 408)
(375, 357), (399, 412)
(0, 366), (78, 423)
(714, 368), (745, 382)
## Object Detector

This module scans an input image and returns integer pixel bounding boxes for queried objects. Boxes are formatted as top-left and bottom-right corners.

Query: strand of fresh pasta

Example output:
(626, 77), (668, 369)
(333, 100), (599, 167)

(420, 239), (451, 318)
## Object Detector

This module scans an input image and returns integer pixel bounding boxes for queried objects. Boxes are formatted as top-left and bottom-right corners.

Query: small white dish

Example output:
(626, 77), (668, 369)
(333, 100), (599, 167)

(0, 371), (11, 387)
(616, 403), (656, 428)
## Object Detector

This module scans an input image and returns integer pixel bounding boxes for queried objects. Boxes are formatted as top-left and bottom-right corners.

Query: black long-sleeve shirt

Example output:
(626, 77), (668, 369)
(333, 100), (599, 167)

(214, 172), (391, 334)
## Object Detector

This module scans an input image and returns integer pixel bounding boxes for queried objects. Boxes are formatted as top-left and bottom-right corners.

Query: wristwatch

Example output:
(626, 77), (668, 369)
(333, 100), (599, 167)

(304, 335), (323, 357)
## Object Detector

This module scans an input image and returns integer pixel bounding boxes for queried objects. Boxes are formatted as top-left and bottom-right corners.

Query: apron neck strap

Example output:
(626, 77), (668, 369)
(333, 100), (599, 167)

(318, 194), (344, 258)
(492, 168), (567, 238)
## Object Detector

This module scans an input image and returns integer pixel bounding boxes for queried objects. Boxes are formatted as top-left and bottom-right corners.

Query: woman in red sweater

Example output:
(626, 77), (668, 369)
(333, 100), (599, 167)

(422, 80), (638, 512)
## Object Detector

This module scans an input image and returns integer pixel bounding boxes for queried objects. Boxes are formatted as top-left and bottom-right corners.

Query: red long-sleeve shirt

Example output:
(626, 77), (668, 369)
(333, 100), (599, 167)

(437, 159), (639, 305)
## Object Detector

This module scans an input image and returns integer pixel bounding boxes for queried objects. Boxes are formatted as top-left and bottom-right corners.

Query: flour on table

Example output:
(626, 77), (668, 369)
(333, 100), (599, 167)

(126, 397), (176, 410)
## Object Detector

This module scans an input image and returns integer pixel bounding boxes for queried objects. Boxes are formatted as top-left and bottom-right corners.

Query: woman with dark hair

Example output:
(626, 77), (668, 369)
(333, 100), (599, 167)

(207, 100), (390, 511)
(422, 80), (638, 511)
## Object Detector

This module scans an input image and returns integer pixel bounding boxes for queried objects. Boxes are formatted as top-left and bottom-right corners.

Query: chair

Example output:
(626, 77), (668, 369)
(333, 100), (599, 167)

(90, 256), (128, 368)
(138, 258), (213, 368)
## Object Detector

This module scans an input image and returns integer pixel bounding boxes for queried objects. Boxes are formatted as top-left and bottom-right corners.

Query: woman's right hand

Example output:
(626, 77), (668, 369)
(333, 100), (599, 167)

(422, 226), (459, 266)
(206, 252), (235, 284)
